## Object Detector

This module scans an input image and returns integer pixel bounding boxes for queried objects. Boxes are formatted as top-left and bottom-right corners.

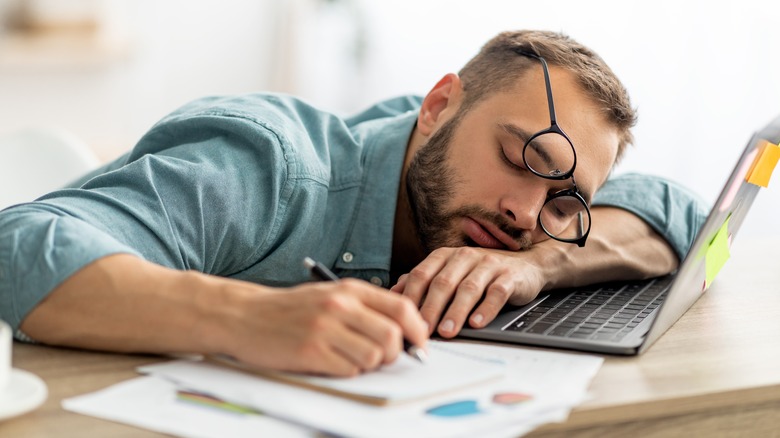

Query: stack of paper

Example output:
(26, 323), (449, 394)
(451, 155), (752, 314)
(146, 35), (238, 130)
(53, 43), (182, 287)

(63, 341), (603, 438)
(204, 342), (506, 405)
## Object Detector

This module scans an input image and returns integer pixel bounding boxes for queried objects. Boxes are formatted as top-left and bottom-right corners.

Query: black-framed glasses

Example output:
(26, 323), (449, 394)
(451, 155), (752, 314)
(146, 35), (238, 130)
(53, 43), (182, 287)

(514, 49), (591, 247)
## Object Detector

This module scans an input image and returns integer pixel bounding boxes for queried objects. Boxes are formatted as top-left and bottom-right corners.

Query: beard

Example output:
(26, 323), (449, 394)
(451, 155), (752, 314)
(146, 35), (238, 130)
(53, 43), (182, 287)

(405, 113), (532, 253)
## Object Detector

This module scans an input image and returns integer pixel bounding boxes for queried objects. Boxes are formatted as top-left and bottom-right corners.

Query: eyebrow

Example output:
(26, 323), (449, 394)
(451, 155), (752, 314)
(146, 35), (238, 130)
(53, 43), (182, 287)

(500, 123), (556, 170)
(498, 122), (594, 205)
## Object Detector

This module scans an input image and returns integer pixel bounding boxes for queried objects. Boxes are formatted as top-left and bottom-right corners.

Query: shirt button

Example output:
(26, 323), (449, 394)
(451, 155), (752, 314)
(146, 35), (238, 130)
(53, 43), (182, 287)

(341, 252), (354, 263)
(370, 276), (383, 286)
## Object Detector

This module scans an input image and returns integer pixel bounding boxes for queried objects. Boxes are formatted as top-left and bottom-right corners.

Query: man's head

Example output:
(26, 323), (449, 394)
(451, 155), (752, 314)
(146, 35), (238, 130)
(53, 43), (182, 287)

(400, 30), (637, 255)
(458, 30), (636, 157)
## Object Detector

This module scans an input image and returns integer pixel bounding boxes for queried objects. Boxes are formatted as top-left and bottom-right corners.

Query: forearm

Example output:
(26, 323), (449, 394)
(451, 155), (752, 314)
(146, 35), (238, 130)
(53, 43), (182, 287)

(19, 254), (251, 355)
(19, 253), (429, 376)
(536, 206), (678, 291)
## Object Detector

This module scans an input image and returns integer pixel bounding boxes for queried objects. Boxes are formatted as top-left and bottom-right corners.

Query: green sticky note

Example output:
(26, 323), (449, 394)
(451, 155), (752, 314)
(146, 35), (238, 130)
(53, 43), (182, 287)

(705, 217), (731, 288)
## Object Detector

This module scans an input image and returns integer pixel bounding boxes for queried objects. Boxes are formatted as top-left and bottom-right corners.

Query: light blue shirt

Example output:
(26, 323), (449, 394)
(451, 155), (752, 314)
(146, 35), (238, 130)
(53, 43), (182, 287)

(0, 93), (709, 337)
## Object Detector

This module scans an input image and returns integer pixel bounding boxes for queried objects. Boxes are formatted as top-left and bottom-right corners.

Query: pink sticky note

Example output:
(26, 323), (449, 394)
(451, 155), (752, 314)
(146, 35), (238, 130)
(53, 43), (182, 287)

(719, 148), (758, 212)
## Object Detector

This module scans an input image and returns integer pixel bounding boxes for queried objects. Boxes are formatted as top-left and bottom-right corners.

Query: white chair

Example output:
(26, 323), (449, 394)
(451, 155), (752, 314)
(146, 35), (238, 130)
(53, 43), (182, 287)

(0, 128), (100, 210)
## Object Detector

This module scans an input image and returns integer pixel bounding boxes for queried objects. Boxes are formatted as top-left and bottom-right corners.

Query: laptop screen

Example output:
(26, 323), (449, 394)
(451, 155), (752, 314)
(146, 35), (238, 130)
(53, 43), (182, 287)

(640, 114), (780, 352)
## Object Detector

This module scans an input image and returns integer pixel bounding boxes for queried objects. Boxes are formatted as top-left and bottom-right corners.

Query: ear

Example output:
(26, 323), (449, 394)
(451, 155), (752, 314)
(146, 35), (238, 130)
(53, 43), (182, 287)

(417, 73), (463, 137)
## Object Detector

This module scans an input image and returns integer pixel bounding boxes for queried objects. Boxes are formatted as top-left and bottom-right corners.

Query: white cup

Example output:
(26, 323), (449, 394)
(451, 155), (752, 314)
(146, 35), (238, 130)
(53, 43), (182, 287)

(0, 320), (10, 392)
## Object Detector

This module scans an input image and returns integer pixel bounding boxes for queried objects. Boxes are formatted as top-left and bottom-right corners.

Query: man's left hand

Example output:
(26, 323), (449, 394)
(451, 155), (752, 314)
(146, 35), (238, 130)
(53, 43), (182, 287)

(390, 246), (550, 337)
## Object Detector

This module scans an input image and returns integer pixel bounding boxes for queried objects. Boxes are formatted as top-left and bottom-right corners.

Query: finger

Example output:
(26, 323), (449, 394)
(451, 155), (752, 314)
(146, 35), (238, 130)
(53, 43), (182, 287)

(305, 344), (363, 377)
(469, 273), (515, 329)
(253, 318), (363, 377)
(339, 280), (428, 357)
(419, 250), (480, 335)
(399, 249), (450, 307)
(329, 321), (390, 371)
(435, 262), (496, 337)
(336, 302), (403, 367)
(389, 274), (408, 294)
(286, 284), (402, 374)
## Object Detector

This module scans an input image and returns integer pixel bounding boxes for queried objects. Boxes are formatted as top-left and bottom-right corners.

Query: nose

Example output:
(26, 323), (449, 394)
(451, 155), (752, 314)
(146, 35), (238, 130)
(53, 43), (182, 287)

(499, 181), (547, 232)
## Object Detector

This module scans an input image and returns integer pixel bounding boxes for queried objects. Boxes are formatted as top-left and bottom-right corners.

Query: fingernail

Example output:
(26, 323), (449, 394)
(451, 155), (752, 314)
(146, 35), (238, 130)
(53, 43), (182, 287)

(472, 313), (484, 325)
(440, 319), (454, 333)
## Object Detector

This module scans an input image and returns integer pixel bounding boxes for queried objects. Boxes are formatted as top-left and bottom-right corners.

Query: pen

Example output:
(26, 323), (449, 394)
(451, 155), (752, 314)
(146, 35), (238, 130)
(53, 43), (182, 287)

(303, 257), (428, 364)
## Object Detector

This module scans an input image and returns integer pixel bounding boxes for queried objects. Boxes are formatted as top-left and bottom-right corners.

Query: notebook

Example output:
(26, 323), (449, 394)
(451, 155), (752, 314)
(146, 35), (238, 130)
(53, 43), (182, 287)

(458, 113), (780, 355)
(187, 341), (505, 405)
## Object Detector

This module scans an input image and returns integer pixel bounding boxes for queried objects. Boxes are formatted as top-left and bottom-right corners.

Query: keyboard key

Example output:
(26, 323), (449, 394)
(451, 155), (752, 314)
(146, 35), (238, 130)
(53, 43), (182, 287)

(547, 310), (570, 319)
(574, 327), (595, 334)
(526, 324), (553, 334)
(572, 310), (592, 319)
(549, 327), (572, 337)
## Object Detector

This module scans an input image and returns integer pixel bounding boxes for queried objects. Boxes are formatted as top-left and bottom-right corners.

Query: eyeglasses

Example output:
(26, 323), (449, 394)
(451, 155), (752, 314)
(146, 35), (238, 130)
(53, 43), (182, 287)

(513, 49), (591, 247)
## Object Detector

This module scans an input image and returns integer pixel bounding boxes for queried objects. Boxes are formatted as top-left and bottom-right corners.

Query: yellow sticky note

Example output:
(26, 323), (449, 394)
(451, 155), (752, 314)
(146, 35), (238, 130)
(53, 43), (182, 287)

(746, 140), (780, 187)
(705, 216), (731, 288)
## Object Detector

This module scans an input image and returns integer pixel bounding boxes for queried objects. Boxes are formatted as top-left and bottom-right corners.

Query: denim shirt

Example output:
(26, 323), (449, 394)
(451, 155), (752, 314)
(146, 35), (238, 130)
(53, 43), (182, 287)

(0, 93), (708, 337)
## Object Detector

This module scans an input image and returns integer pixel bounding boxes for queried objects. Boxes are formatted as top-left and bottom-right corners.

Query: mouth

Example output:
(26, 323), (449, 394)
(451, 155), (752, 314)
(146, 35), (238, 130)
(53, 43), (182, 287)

(462, 216), (521, 251)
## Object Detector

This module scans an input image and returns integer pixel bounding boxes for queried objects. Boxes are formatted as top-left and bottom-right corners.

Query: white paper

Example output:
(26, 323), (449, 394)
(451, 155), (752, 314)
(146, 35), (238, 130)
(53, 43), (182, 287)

(63, 375), (314, 438)
(139, 341), (603, 438)
(250, 341), (506, 402)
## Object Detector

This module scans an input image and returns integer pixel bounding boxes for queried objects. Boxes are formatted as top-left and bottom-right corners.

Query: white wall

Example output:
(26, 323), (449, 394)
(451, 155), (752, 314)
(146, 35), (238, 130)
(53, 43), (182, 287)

(0, 0), (283, 159)
(1, 0), (778, 239)
(332, 0), (780, 240)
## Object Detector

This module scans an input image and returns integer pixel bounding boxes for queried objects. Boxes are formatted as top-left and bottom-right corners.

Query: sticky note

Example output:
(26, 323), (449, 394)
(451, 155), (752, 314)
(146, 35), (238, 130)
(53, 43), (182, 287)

(745, 139), (780, 187)
(705, 216), (731, 289)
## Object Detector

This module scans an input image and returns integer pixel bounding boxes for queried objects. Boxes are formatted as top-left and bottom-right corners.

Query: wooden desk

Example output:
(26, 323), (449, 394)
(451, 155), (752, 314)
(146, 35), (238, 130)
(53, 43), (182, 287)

(3, 238), (779, 437)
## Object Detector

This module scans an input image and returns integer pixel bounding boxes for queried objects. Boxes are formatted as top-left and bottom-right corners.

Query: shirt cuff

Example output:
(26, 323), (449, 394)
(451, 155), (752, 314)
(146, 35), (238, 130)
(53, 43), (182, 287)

(592, 173), (710, 261)
(0, 206), (141, 333)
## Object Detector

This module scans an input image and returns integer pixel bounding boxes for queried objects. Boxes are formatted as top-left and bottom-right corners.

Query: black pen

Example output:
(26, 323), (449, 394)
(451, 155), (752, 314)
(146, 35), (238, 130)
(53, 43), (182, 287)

(303, 257), (427, 364)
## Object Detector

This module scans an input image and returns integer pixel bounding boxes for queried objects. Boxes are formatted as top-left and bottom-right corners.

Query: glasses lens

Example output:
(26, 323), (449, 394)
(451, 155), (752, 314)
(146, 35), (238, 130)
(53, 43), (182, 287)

(524, 132), (575, 178)
(539, 195), (590, 241)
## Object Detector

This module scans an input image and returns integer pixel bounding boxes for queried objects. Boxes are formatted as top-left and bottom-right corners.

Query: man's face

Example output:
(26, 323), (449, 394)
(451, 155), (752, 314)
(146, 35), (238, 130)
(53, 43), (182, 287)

(406, 67), (619, 253)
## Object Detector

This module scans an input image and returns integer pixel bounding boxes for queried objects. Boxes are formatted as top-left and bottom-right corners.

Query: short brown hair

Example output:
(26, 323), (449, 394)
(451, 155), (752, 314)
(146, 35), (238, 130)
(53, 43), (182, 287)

(458, 30), (637, 162)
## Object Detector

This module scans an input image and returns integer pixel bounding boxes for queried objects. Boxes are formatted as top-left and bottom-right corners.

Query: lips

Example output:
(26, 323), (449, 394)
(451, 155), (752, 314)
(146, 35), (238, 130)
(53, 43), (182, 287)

(463, 217), (521, 251)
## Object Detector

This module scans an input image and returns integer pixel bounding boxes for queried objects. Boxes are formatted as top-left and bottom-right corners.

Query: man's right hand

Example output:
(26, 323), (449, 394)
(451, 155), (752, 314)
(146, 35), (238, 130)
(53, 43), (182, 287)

(20, 254), (428, 377)
(212, 278), (429, 376)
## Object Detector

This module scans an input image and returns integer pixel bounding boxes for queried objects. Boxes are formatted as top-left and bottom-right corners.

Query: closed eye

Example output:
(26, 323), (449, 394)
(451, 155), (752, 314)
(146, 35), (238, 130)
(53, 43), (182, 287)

(498, 144), (525, 172)
(548, 196), (583, 218)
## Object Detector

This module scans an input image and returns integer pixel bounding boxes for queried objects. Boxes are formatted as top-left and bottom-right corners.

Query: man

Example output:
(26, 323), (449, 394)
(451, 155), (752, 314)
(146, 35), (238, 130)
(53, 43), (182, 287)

(0, 31), (706, 377)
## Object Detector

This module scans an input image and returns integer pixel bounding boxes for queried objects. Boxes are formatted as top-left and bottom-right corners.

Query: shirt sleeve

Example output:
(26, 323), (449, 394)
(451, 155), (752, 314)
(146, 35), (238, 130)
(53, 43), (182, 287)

(592, 173), (710, 262)
(0, 110), (292, 337)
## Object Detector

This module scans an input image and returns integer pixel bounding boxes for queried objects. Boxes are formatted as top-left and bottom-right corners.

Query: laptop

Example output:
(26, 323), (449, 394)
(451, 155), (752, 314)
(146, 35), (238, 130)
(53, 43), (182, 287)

(458, 114), (780, 355)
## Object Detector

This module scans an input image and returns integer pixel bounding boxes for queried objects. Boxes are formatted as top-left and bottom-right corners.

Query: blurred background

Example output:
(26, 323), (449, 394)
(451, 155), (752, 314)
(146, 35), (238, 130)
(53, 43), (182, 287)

(0, 0), (778, 239)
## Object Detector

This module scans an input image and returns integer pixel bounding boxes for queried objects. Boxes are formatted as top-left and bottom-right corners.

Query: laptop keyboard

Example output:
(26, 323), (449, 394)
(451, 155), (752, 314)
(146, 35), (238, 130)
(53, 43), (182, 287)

(504, 277), (671, 342)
